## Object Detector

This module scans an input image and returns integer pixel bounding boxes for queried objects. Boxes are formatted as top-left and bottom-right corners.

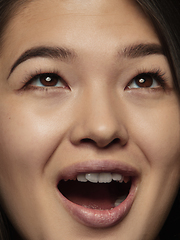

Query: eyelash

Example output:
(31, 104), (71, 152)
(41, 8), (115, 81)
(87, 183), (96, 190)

(126, 69), (167, 90)
(22, 69), (68, 91)
(21, 68), (167, 92)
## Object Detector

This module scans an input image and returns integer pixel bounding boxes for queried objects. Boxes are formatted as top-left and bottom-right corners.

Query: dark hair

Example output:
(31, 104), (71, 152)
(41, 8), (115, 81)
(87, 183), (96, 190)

(0, 0), (179, 239)
(137, 0), (180, 96)
(0, 205), (22, 240)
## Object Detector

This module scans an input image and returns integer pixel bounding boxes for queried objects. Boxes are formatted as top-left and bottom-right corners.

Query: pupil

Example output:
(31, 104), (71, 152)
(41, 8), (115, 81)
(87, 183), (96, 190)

(136, 75), (153, 87)
(40, 74), (58, 86)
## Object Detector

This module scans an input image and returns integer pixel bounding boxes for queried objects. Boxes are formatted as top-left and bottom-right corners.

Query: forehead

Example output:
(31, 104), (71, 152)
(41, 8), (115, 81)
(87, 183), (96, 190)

(1, 0), (160, 64)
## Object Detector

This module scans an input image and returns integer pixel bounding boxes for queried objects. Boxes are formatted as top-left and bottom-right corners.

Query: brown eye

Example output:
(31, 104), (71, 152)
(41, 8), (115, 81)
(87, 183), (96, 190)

(127, 73), (159, 89)
(134, 74), (153, 87)
(30, 73), (67, 88)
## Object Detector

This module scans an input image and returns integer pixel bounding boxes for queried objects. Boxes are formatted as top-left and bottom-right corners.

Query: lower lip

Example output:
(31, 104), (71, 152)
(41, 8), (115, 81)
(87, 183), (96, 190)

(57, 179), (137, 228)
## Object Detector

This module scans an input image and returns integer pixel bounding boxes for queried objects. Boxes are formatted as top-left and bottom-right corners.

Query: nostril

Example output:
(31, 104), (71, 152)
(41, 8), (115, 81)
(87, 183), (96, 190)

(105, 138), (122, 148)
(80, 137), (121, 148)
(111, 138), (120, 145)
(81, 138), (95, 144)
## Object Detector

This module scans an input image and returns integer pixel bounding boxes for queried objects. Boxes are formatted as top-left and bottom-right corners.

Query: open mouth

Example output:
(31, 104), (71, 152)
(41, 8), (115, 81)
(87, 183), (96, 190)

(58, 173), (131, 210)
(56, 160), (138, 228)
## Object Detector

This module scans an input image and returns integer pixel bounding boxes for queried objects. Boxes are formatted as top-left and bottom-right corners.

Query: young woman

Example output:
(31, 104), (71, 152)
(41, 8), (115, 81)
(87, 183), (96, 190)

(0, 0), (179, 239)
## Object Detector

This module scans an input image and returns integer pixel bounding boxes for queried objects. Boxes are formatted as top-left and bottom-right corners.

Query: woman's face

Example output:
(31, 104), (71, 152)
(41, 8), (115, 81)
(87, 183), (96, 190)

(0, 0), (179, 239)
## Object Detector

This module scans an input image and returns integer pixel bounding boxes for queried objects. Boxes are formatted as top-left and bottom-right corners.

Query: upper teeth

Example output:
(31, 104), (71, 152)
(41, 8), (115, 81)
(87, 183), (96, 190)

(77, 173), (125, 183)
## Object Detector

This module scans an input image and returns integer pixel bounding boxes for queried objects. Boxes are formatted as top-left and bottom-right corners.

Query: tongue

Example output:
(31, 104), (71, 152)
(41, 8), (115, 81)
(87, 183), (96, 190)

(59, 181), (119, 210)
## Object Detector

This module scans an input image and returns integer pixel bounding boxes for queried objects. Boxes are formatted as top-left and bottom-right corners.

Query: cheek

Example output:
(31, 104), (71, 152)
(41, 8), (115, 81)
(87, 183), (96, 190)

(0, 104), (66, 227)
(0, 100), (73, 237)
(0, 104), (68, 189)
(129, 103), (180, 174)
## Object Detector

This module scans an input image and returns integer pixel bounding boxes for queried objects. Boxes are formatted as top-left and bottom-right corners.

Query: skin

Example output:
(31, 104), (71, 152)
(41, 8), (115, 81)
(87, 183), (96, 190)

(0, 0), (179, 239)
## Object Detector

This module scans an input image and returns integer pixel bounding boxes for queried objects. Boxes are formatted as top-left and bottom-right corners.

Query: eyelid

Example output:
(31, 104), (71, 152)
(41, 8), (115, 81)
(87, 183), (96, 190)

(126, 69), (167, 90)
(30, 73), (67, 87)
(20, 67), (168, 93)
(21, 68), (70, 90)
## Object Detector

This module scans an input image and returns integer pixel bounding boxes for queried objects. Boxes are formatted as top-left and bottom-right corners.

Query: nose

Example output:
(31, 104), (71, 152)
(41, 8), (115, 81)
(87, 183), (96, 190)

(69, 88), (129, 148)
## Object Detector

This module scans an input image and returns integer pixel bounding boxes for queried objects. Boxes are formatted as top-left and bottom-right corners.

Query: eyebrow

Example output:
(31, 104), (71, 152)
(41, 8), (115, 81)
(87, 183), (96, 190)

(9, 43), (164, 77)
(122, 43), (164, 58)
(9, 46), (77, 76)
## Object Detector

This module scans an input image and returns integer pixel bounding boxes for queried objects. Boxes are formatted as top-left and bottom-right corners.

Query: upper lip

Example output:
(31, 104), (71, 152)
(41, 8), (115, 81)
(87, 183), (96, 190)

(57, 159), (140, 182)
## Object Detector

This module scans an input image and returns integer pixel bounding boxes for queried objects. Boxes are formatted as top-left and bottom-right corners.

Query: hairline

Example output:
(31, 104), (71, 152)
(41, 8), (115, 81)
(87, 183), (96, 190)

(0, 0), (32, 52)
